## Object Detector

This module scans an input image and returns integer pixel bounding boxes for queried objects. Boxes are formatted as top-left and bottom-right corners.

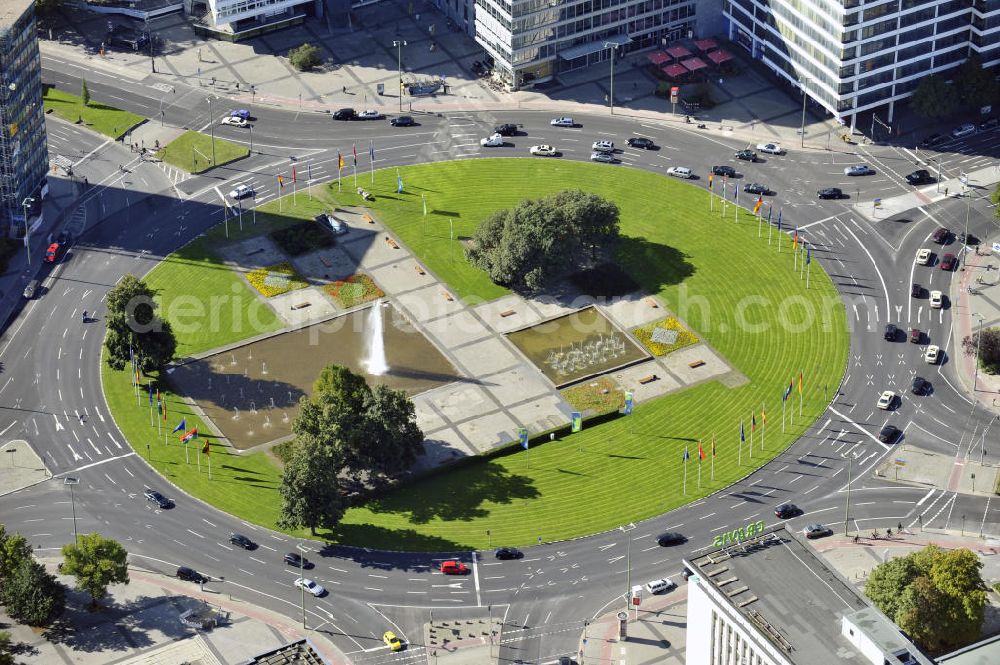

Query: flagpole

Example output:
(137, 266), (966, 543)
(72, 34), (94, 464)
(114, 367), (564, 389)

(761, 403), (766, 450)
(292, 175), (297, 206)
(738, 419), (743, 466)
(148, 382), (153, 427)
(758, 211), (762, 237)
(307, 163), (313, 200)
(711, 434), (715, 481)
(683, 453), (687, 495)
(370, 141), (375, 185)
(806, 259), (812, 288)
(782, 396), (786, 433)
(185, 441), (189, 464)
(749, 415), (753, 459)
(794, 241), (798, 270)
(697, 455), (702, 488)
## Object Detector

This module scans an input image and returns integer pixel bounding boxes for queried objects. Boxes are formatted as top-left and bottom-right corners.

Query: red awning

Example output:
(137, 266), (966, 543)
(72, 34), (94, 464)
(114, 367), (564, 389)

(694, 38), (718, 52)
(662, 63), (688, 78)
(647, 51), (670, 65)
(707, 49), (734, 65)
(681, 57), (709, 72)
(665, 45), (692, 59)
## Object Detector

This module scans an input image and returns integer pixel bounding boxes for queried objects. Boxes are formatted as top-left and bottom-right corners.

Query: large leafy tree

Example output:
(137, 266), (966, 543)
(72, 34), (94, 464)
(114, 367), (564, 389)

(104, 274), (176, 372)
(1, 558), (65, 626)
(911, 75), (958, 119)
(961, 326), (1000, 374)
(288, 43), (321, 71)
(0, 525), (33, 583)
(955, 54), (999, 109)
(60, 533), (129, 609)
(277, 434), (345, 535)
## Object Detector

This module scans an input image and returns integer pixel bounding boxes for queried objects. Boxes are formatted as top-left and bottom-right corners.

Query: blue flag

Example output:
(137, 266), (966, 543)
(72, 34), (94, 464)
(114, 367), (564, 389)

(767, 205), (772, 223)
(740, 419), (745, 442)
(396, 173), (404, 193)
(806, 247), (811, 264)
(148, 383), (153, 406)
(777, 208), (782, 227)
(571, 411), (583, 433)
(783, 382), (792, 401)
(172, 418), (186, 434)
(518, 428), (528, 450)
(683, 447), (689, 462)
(623, 391), (634, 416)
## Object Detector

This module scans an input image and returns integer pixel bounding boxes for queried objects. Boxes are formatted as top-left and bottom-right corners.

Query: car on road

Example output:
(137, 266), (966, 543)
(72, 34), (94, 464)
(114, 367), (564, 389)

(940, 253), (956, 270)
(495, 547), (522, 560)
(283, 552), (312, 568)
(56, 231), (71, 245)
(440, 560), (469, 575)
(756, 142), (782, 155)
(920, 133), (944, 147)
(804, 524), (833, 539)
(228, 184), (255, 200)
(221, 115), (249, 127)
(925, 345), (941, 363)
(906, 170), (932, 185)
(644, 578), (676, 594)
(592, 140), (615, 153)
(981, 117), (998, 131)
(667, 166), (693, 179)
(332, 108), (357, 121)
(774, 503), (800, 519)
(627, 137), (655, 149)
(294, 578), (326, 597)
(383, 631), (404, 651)
(550, 116), (574, 127)
(143, 489), (173, 509)
(929, 290), (943, 309)
(911, 376), (929, 395)
(884, 323), (898, 341)
(494, 123), (518, 136)
(817, 187), (842, 200)
(910, 327), (922, 344)
(931, 227), (950, 243)
(952, 123), (976, 138)
(358, 109), (384, 120)
(229, 533), (256, 550)
(656, 532), (686, 546)
(176, 566), (208, 583)
(743, 183), (771, 195)
(916, 248), (932, 265)
(481, 133), (505, 147)
(712, 165), (736, 177)
(390, 116), (415, 127)
(844, 164), (874, 176)
(22, 279), (39, 300)
(878, 424), (902, 443)
(911, 283), (922, 298)
(229, 109), (250, 121)
(529, 144), (557, 156)
(735, 149), (757, 161)
(590, 152), (615, 164)
(876, 390), (896, 410)
(44, 243), (61, 263)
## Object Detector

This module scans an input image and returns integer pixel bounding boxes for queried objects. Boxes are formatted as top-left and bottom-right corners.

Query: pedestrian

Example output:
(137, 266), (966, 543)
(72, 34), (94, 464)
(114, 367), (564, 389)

(78, 413), (84, 424)
(945, 187), (949, 196)
(897, 521), (902, 532)
(343, 85), (346, 93)
(84, 177), (88, 187)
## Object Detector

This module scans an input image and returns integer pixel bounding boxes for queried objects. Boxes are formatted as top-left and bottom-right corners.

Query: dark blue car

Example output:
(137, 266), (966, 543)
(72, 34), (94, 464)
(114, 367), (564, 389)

(230, 109), (250, 121)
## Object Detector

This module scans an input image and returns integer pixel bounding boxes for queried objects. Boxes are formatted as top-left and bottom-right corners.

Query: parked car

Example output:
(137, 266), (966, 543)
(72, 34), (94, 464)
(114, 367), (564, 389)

(980, 117), (998, 131)
(940, 253), (956, 270)
(911, 376), (929, 395)
(920, 133), (944, 147)
(390, 115), (415, 127)
(332, 108), (357, 120)
(712, 165), (736, 177)
(743, 183), (771, 195)
(952, 123), (976, 138)
(22, 279), (39, 300)
(774, 503), (800, 519)
(626, 137), (655, 149)
(229, 184), (255, 200)
(925, 345), (941, 363)
(906, 170), (932, 185)
(910, 328), (921, 344)
(529, 144), (557, 156)
(844, 164), (874, 176)
(480, 133), (505, 147)
(494, 123), (518, 136)
(884, 323), (898, 341)
(916, 248), (932, 265)
(929, 290), (943, 309)
(667, 166), (693, 179)
(931, 227), (950, 244)
(383, 631), (404, 652)
(283, 552), (312, 568)
(911, 283), (922, 298)
(592, 140), (615, 153)
(229, 533), (256, 550)
(221, 116), (249, 127)
(143, 488), (173, 509)
(440, 560), (469, 575)
(294, 578), (325, 596)
(756, 142), (782, 155)
(878, 425), (901, 443)
(230, 109), (251, 121)
(644, 578), (676, 594)
(735, 149), (757, 161)
(804, 524), (832, 539)
(876, 390), (896, 410)
(495, 547), (522, 560)
(818, 187), (842, 199)
(176, 566), (207, 583)
(44, 243), (61, 263)
(358, 109), (384, 120)
(550, 117), (574, 127)
(656, 532), (686, 546)
(590, 152), (615, 163)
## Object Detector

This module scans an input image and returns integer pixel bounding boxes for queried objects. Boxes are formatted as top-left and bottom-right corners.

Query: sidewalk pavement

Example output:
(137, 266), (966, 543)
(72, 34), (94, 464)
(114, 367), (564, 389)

(0, 439), (51, 497)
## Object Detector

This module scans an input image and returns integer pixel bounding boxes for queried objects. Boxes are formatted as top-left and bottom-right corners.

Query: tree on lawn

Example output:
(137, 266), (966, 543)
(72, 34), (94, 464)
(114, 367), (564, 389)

(466, 190), (620, 292)
(104, 274), (176, 372)
(0, 525), (33, 582)
(955, 54), (999, 110)
(961, 326), (1000, 374)
(1, 558), (65, 626)
(60, 533), (129, 609)
(277, 434), (346, 535)
(81, 79), (90, 107)
(288, 43), (322, 72)
(910, 75), (958, 119)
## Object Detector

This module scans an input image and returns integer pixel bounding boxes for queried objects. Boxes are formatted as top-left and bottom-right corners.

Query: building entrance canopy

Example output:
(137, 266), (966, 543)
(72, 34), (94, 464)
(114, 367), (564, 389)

(559, 34), (629, 60)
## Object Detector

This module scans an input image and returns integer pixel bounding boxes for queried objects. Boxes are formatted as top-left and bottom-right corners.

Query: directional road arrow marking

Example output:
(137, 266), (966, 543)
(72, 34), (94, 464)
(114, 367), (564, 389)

(431, 582), (464, 588)
(608, 555), (626, 565)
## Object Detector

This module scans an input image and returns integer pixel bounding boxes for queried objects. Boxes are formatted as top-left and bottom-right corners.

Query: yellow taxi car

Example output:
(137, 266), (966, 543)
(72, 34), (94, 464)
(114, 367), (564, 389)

(383, 630), (403, 652)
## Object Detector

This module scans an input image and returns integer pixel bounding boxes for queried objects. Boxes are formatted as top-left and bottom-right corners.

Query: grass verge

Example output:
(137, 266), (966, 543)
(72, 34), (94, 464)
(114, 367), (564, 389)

(157, 130), (249, 174)
(43, 86), (143, 140)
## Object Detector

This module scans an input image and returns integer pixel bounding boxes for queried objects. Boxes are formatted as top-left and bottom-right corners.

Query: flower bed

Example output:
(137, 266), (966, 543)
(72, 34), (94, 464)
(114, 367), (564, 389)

(631, 317), (699, 356)
(561, 377), (625, 416)
(269, 221), (335, 257)
(325, 273), (385, 309)
(246, 262), (309, 297)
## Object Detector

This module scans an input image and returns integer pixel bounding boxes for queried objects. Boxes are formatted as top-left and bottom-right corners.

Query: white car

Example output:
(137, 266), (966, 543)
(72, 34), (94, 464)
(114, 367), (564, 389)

(551, 117), (575, 127)
(844, 165), (874, 176)
(529, 144), (557, 156)
(925, 345), (941, 364)
(667, 166), (693, 179)
(294, 578), (325, 597)
(481, 133), (505, 147)
(358, 110), (384, 120)
(591, 152), (615, 163)
(592, 140), (615, 153)
(756, 142), (783, 155)
(228, 184), (255, 200)
(645, 578), (676, 594)
(876, 390), (896, 410)
(952, 123), (976, 138)
(221, 116), (248, 127)
(916, 248), (932, 265)
(929, 290), (943, 308)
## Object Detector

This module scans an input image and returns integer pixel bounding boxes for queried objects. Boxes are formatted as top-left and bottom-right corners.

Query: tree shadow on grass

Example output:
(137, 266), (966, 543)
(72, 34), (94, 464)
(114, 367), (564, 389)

(318, 528), (469, 562)
(616, 236), (695, 292)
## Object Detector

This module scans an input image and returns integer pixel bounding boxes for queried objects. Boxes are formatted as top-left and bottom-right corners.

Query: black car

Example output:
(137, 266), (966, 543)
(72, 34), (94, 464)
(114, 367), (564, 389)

(333, 108), (357, 121)
(627, 137), (655, 149)
(390, 115), (415, 127)
(494, 123), (518, 136)
(743, 183), (770, 195)
(177, 566), (207, 583)
(22, 279), (39, 300)
(804, 524), (833, 539)
(735, 149), (757, 161)
(494, 547), (523, 560)
(143, 488), (174, 509)
(817, 187), (842, 199)
(920, 133), (944, 147)
(905, 169), (932, 185)
(884, 323), (898, 341)
(283, 552), (312, 568)
(878, 424), (901, 443)
(229, 533), (256, 550)
(911, 283), (922, 298)
(712, 165), (736, 177)
(656, 532), (686, 546)
(981, 117), (998, 131)
(911, 376), (929, 395)
(774, 503), (800, 519)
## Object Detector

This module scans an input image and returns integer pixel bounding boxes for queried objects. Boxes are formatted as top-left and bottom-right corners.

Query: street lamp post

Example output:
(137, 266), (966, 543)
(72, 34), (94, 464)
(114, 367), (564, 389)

(21, 197), (33, 265)
(207, 97), (217, 166)
(64, 476), (80, 544)
(974, 313), (985, 392)
(602, 42), (619, 115)
(393, 40), (407, 113)
(619, 523), (635, 613)
(842, 451), (859, 536)
(962, 176), (971, 266)
(799, 79), (811, 148)
(248, 124), (253, 155)
(296, 542), (309, 628)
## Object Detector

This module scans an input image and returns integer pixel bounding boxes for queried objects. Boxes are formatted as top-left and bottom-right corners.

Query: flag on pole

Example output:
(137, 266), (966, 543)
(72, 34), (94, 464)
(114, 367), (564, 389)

(353, 143), (358, 166)
(292, 166), (297, 183)
(172, 418), (186, 434)
(156, 390), (162, 415)
(708, 173), (714, 189)
(793, 227), (799, 250)
(277, 175), (284, 188)
(201, 439), (210, 455)
(623, 391), (634, 415)
(798, 370), (804, 395)
(783, 381), (793, 401)
(148, 383), (153, 406)
(519, 428), (529, 450)
(806, 247), (811, 264)
(767, 206), (773, 224)
(397, 172), (404, 193)
(711, 437), (716, 456)
(740, 419), (745, 443)
(752, 414), (756, 432)
(753, 196), (763, 215)
(698, 442), (705, 461)
(683, 447), (689, 462)
(762, 407), (767, 425)
(571, 411), (583, 433)
(370, 141), (375, 161)
(180, 427), (198, 443)
(338, 151), (344, 172)
(422, 194), (427, 217)
(733, 185), (738, 203)
(307, 163), (312, 182)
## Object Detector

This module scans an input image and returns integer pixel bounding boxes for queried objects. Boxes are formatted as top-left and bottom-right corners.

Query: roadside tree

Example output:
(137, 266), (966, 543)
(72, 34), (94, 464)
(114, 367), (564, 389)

(0, 525), (32, 582)
(288, 43), (322, 72)
(1, 558), (65, 626)
(961, 326), (1000, 374)
(60, 533), (129, 609)
(955, 54), (999, 110)
(277, 434), (345, 535)
(910, 75), (958, 119)
(103, 274), (176, 372)
(81, 79), (90, 107)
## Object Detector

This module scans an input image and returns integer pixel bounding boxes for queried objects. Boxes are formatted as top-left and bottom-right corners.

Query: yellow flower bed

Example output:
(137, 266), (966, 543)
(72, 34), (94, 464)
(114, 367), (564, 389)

(631, 317), (699, 356)
(245, 262), (309, 298)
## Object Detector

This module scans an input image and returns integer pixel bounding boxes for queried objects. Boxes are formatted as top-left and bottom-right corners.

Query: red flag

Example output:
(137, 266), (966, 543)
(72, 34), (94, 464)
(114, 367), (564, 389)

(353, 143), (357, 166)
(180, 427), (198, 443)
(292, 166), (297, 183)
(698, 443), (705, 460)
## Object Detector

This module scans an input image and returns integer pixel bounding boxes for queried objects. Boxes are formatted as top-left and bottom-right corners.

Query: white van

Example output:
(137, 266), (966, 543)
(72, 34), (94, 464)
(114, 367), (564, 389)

(645, 578), (676, 594)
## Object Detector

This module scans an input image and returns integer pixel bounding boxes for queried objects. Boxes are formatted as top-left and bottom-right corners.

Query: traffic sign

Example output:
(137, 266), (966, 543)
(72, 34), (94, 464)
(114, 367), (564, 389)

(991, 241), (1000, 254)
(894, 459), (906, 466)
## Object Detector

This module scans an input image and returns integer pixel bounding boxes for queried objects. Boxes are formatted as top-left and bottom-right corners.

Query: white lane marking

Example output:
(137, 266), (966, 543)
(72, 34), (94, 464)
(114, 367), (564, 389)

(472, 551), (481, 608)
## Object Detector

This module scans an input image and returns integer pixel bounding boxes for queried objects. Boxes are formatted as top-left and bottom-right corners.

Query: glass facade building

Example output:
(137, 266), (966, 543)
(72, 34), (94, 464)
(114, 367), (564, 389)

(0, 0), (47, 237)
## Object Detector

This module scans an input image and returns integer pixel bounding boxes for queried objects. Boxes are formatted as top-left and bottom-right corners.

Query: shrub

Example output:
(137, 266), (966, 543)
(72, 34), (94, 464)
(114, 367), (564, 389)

(561, 377), (625, 416)
(289, 43), (322, 72)
(270, 222), (335, 256)
(246, 262), (309, 297)
(632, 317), (699, 356)
(325, 274), (385, 308)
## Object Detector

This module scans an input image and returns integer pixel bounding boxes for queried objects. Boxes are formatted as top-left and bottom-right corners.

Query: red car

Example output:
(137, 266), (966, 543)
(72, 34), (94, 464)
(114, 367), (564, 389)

(44, 242), (61, 263)
(940, 253), (956, 270)
(440, 560), (469, 575)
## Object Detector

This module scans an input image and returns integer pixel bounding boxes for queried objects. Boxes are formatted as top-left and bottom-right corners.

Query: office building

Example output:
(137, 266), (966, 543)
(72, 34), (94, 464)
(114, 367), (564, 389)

(684, 526), (934, 665)
(190, 0), (328, 39)
(723, 0), (1000, 132)
(0, 0), (47, 238)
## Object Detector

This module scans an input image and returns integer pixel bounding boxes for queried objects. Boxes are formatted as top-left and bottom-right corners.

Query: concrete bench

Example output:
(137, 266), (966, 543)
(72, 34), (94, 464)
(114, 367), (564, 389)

(290, 302), (311, 310)
(363, 212), (375, 224)
(386, 237), (399, 249)
(688, 360), (705, 368)
(638, 374), (657, 385)
(442, 290), (454, 301)
(644, 297), (658, 308)
(415, 264), (426, 275)
(499, 309), (515, 317)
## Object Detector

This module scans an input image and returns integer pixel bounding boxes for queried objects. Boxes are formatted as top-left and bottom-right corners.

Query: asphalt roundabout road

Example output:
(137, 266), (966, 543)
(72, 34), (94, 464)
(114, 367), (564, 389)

(102, 158), (849, 551)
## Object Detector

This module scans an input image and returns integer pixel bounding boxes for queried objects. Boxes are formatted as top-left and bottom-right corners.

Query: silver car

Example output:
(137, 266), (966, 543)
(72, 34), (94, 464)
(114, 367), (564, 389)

(590, 152), (615, 163)
(551, 117), (575, 127)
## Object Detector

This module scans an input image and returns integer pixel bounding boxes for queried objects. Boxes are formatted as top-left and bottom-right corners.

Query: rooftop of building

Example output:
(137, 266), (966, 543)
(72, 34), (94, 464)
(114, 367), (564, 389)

(937, 634), (1000, 665)
(685, 527), (931, 665)
(0, 0), (32, 30)
(237, 638), (331, 665)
